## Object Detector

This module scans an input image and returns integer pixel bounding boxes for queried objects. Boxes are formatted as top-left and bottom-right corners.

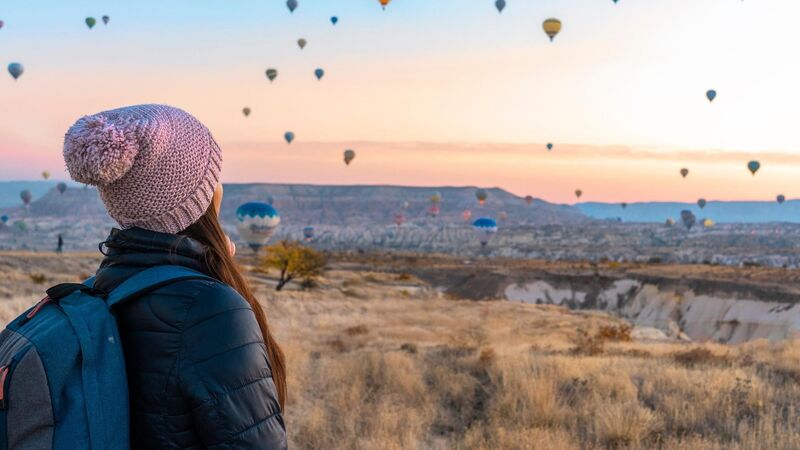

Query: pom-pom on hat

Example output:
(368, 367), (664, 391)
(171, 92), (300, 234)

(63, 104), (222, 234)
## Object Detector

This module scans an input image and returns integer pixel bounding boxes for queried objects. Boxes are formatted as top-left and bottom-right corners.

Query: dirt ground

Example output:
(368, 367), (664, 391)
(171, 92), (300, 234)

(2, 251), (800, 449)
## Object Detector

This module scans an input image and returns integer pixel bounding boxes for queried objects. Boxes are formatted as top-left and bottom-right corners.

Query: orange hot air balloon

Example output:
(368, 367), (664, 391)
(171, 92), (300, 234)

(462, 210), (472, 221)
(379, 0), (390, 9)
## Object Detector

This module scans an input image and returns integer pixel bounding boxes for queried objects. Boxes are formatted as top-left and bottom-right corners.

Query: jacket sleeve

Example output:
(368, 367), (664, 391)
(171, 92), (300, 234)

(177, 281), (287, 449)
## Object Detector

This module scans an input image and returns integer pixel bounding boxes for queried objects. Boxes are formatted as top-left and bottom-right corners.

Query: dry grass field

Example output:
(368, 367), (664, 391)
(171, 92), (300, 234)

(2, 252), (800, 449)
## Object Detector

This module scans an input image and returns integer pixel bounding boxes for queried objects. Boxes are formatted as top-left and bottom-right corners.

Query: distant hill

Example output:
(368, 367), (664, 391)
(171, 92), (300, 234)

(0, 181), (81, 209)
(578, 201), (800, 223)
(0, 182), (587, 226)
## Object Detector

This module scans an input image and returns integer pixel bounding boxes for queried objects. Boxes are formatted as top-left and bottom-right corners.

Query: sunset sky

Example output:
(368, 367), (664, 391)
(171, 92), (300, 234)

(1, 0), (799, 203)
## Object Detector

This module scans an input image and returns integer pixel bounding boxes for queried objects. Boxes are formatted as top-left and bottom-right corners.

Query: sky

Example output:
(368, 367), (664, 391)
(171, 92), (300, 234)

(1, 0), (800, 203)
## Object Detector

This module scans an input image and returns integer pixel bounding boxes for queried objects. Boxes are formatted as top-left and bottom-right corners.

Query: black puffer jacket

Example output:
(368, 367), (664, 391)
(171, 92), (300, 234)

(93, 227), (286, 449)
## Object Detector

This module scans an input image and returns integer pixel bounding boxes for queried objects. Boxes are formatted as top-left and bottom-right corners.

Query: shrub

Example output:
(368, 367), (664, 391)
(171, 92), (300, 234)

(478, 348), (496, 365)
(344, 325), (369, 336)
(572, 324), (633, 355)
(261, 240), (327, 291)
(596, 324), (633, 342)
(396, 272), (413, 281)
(29, 273), (47, 284)
(400, 343), (417, 354)
(672, 347), (730, 367)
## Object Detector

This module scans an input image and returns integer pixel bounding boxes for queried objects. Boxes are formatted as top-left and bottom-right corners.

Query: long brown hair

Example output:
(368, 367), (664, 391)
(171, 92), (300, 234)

(181, 203), (287, 410)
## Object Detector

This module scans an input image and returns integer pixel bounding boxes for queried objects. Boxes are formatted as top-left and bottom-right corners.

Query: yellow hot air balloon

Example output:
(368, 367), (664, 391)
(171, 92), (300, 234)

(41, 170), (50, 180)
(543, 18), (562, 42)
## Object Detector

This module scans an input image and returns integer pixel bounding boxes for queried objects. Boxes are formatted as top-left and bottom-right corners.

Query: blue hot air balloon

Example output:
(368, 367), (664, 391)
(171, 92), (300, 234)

(303, 226), (315, 242)
(236, 202), (281, 252)
(284, 131), (295, 144)
(287, 0), (298, 13)
(706, 89), (717, 102)
(330, 16), (338, 25)
(472, 218), (498, 247)
(8, 63), (23, 80)
(314, 68), (325, 80)
(747, 160), (760, 175)
(547, 143), (553, 151)
(495, 0), (506, 13)
(0, 215), (8, 225)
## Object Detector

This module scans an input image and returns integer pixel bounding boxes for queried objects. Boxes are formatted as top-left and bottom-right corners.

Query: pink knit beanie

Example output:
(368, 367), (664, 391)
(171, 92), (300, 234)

(63, 104), (222, 234)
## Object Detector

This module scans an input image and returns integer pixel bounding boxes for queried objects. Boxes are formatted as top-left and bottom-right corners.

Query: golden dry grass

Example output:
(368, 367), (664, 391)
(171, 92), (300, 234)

(2, 252), (800, 449)
(251, 268), (800, 450)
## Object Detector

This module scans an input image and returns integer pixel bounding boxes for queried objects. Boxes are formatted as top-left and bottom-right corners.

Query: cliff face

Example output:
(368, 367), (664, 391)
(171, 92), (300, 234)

(505, 279), (800, 344)
(400, 261), (800, 344)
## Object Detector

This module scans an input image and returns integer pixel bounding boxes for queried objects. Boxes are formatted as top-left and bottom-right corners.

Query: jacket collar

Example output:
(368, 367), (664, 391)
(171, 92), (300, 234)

(94, 227), (209, 291)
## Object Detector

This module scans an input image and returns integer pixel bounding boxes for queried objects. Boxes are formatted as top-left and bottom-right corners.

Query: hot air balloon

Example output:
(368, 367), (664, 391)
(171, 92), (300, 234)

(284, 131), (295, 144)
(428, 205), (440, 218)
(462, 210), (472, 222)
(430, 192), (442, 204)
(706, 90), (717, 102)
(0, 20), (4, 30)
(394, 213), (405, 227)
(41, 171), (50, 180)
(330, 16), (338, 25)
(344, 149), (356, 166)
(242, 107), (251, 117)
(267, 195), (275, 205)
(612, 0), (619, 3)
(680, 210), (696, 230)
(403, 200), (410, 210)
(85, 17), (96, 29)
(102, 15), (110, 25)
(697, 198), (706, 209)
(379, 0), (391, 9)
(235, 202), (281, 252)
(747, 160), (760, 175)
(20, 190), (32, 207)
(57, 182), (67, 195)
(621, 202), (628, 209)
(266, 68), (278, 82)
(8, 63), (23, 80)
(287, 0), (298, 13)
(495, 0), (506, 13)
(476, 189), (488, 205)
(575, 189), (583, 199)
(665, 218), (675, 227)
(702, 218), (715, 229)
(473, 218), (498, 247)
(314, 68), (325, 80)
(0, 215), (7, 225)
(525, 195), (534, 205)
(547, 143), (553, 151)
(680, 168), (689, 178)
(298, 38), (307, 49)
(543, 18), (562, 42)
(303, 226), (315, 242)
(777, 194), (786, 205)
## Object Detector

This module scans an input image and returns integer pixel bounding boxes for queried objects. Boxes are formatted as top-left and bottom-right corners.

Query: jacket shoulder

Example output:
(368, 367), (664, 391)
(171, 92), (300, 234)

(165, 279), (253, 329)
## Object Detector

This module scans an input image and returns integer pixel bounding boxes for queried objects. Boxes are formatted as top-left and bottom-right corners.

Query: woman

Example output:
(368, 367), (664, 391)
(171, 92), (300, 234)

(62, 104), (287, 449)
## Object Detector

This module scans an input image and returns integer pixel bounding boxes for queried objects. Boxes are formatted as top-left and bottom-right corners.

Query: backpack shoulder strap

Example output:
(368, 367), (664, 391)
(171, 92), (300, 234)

(105, 265), (215, 309)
